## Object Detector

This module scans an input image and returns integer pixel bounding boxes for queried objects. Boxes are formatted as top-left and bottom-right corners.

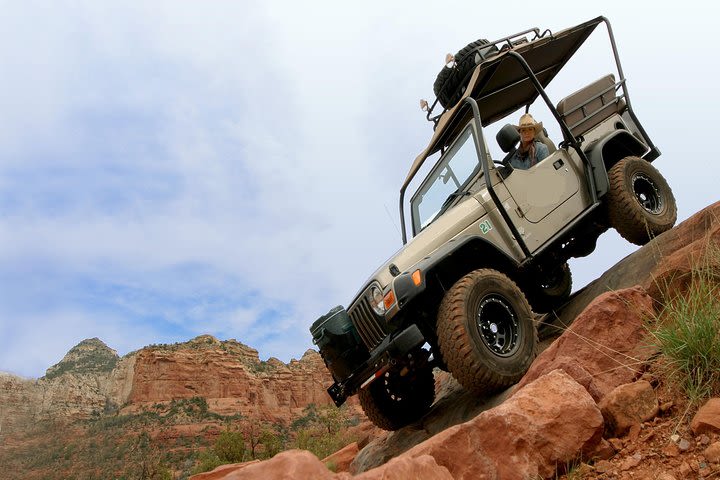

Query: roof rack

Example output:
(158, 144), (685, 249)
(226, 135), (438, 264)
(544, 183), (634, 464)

(425, 27), (554, 128)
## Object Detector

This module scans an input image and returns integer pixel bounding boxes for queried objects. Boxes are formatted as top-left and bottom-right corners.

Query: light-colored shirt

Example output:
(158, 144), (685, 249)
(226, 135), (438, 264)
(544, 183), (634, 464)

(509, 142), (549, 170)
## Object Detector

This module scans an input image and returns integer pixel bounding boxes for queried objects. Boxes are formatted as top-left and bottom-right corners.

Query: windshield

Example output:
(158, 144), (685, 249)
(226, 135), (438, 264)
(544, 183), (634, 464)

(410, 126), (480, 234)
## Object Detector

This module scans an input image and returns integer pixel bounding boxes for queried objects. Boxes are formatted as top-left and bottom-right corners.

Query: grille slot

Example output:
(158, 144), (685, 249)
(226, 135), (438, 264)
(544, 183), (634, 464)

(348, 295), (387, 350)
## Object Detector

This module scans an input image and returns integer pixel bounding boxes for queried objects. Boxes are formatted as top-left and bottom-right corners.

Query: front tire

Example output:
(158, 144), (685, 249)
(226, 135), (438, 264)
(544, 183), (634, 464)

(437, 269), (538, 395)
(607, 156), (677, 245)
(358, 362), (435, 431)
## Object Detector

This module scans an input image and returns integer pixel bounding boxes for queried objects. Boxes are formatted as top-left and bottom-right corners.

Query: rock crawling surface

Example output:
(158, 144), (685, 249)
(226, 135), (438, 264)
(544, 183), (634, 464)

(193, 202), (720, 479)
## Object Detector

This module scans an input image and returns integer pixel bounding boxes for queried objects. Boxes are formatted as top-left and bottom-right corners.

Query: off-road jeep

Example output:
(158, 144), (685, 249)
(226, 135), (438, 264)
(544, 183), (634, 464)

(310, 16), (677, 431)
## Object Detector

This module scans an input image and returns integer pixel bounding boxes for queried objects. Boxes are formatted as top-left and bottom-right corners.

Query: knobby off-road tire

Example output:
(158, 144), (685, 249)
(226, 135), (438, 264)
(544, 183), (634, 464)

(436, 269), (538, 395)
(433, 39), (498, 109)
(524, 263), (572, 314)
(607, 156), (677, 245)
(358, 363), (435, 431)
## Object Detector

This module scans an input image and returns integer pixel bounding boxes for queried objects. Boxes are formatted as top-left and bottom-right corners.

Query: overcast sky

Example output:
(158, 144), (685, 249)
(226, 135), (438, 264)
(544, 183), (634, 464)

(1, 1), (717, 378)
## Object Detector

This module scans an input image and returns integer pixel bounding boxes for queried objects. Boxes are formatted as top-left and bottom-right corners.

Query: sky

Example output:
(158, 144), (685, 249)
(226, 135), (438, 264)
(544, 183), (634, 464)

(1, 1), (718, 378)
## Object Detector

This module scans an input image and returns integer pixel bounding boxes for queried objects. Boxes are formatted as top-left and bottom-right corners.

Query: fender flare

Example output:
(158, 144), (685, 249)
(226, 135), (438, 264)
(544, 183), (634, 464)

(388, 234), (519, 317)
(585, 130), (648, 197)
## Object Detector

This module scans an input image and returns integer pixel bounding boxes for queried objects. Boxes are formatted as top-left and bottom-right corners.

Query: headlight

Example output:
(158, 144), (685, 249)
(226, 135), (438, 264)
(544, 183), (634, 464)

(368, 285), (386, 316)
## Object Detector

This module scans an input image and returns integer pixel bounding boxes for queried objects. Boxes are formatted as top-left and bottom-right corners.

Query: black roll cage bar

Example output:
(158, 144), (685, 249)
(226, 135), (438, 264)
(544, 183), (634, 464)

(398, 17), (657, 251)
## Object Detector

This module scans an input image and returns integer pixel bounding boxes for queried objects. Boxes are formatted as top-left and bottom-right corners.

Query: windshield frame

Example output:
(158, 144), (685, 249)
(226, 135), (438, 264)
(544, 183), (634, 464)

(409, 122), (482, 236)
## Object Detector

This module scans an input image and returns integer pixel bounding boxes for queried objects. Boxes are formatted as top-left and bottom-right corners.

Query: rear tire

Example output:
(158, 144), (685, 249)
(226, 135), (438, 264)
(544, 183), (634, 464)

(358, 362), (435, 431)
(437, 269), (537, 395)
(524, 263), (572, 313)
(607, 156), (677, 245)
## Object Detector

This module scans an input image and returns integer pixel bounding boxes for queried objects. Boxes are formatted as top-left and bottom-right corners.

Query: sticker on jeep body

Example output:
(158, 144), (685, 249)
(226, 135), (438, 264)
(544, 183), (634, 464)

(479, 219), (492, 234)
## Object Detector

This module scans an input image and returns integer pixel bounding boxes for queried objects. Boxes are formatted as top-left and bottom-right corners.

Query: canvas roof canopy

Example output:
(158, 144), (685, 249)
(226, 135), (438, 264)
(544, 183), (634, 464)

(402, 17), (604, 191)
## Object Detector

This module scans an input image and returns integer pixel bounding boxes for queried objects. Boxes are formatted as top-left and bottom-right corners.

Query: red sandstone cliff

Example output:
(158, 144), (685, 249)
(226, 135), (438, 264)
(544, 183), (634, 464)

(0, 335), (342, 435)
(126, 335), (337, 422)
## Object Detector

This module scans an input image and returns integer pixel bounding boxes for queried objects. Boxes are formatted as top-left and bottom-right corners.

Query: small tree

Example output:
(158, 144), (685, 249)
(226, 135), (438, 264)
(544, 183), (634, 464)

(259, 428), (283, 460)
(214, 430), (246, 463)
(191, 450), (223, 475)
(316, 404), (343, 435)
(242, 421), (263, 459)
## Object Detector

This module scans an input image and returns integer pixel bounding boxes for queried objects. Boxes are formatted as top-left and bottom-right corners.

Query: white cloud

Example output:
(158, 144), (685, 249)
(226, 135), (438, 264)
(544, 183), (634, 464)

(1, 0), (718, 377)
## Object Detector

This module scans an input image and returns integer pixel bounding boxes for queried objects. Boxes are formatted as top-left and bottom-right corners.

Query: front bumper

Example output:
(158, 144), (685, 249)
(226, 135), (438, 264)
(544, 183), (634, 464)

(326, 323), (425, 406)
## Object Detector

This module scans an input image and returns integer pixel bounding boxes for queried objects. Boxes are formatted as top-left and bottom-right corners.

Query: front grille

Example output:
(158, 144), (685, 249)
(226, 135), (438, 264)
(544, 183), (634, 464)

(348, 294), (388, 350)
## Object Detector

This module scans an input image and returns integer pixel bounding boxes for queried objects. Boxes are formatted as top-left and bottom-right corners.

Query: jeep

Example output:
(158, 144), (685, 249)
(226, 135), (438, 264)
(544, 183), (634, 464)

(310, 16), (677, 431)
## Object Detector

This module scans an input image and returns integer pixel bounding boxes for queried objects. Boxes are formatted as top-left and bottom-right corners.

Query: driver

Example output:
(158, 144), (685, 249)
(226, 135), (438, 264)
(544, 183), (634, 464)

(509, 113), (549, 170)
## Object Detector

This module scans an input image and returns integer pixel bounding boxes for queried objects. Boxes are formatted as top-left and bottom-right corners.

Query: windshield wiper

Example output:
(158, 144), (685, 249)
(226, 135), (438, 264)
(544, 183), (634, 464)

(437, 190), (471, 218)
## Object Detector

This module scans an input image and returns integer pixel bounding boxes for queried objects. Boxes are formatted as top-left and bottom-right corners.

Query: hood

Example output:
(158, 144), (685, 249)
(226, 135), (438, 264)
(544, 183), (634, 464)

(349, 196), (487, 304)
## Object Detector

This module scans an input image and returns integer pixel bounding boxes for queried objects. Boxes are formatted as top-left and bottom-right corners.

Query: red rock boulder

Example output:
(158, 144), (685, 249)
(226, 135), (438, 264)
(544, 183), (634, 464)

(321, 442), (359, 473)
(516, 286), (656, 402)
(598, 380), (659, 437)
(691, 398), (720, 435)
(398, 369), (604, 480)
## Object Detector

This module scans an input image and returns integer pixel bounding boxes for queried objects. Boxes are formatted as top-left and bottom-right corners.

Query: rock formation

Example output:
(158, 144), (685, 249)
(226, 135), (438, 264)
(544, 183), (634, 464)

(0, 335), (340, 435)
(126, 335), (336, 422)
(1, 338), (130, 431)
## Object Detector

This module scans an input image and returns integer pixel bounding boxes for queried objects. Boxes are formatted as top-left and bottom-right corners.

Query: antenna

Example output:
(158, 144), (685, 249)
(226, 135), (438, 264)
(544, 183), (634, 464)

(384, 203), (402, 240)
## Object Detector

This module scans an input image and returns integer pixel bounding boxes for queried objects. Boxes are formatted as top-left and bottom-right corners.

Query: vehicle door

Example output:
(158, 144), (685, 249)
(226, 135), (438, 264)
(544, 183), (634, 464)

(500, 148), (582, 249)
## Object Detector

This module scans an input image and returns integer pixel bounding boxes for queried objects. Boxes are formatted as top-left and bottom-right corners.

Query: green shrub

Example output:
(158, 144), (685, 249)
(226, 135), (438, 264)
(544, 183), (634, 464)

(191, 450), (224, 475)
(214, 430), (246, 463)
(293, 428), (348, 460)
(650, 256), (720, 402)
(259, 428), (283, 460)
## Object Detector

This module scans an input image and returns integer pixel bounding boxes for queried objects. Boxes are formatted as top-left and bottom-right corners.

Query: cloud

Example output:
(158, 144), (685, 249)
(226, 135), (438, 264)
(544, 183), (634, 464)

(1, 0), (718, 377)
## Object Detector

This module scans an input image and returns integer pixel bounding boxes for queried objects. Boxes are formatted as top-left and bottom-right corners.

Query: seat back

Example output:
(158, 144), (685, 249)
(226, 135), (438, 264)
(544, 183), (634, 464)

(535, 127), (556, 154)
(556, 74), (626, 138)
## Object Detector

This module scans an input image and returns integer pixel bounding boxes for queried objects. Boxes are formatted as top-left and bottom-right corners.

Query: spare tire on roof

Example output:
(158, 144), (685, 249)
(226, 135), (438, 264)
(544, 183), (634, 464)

(433, 39), (499, 109)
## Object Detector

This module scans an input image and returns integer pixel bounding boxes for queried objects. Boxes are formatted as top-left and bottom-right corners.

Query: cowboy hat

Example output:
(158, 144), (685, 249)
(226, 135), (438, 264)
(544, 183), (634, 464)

(515, 113), (543, 134)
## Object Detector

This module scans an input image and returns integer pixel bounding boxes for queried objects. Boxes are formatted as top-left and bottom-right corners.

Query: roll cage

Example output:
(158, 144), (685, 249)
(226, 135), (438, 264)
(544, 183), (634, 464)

(399, 16), (658, 246)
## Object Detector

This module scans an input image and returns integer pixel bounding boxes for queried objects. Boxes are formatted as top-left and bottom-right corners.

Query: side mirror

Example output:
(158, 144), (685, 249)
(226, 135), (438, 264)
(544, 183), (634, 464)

(496, 124), (520, 153)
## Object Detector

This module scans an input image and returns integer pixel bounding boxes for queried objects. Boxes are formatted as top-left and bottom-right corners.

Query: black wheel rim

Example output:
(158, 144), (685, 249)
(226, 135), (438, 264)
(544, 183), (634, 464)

(540, 267), (564, 291)
(476, 294), (520, 357)
(631, 172), (663, 214)
(382, 371), (407, 403)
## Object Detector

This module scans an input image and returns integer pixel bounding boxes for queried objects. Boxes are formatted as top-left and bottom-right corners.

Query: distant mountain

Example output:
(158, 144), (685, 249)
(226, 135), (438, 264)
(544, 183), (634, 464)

(1, 334), (339, 433)
(44, 337), (119, 379)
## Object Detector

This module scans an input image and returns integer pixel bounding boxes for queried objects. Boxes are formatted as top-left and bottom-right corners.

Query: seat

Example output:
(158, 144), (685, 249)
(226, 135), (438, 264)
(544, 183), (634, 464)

(556, 74), (626, 139)
(535, 127), (556, 154)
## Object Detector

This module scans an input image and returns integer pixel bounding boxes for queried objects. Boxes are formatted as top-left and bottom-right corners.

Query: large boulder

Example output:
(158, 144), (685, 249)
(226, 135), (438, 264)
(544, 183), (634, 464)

(197, 370), (602, 480)
(394, 369), (603, 480)
(321, 442), (359, 473)
(552, 201), (720, 331)
(192, 450), (334, 480)
(354, 455), (454, 480)
(516, 286), (656, 402)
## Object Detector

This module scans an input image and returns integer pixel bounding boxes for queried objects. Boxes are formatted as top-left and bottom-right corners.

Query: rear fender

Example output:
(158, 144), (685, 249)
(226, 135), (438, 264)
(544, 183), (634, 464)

(586, 130), (648, 197)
